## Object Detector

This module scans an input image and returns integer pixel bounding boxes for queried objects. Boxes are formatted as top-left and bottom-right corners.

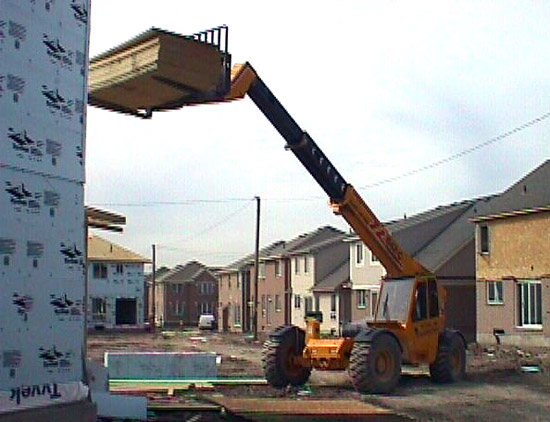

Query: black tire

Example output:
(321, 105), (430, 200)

(262, 326), (311, 388)
(430, 331), (466, 383)
(349, 333), (402, 394)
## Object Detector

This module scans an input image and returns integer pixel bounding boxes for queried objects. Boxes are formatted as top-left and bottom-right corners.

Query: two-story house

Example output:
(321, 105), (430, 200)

(153, 261), (218, 328)
(288, 227), (348, 332)
(473, 206), (550, 347)
(87, 235), (150, 330)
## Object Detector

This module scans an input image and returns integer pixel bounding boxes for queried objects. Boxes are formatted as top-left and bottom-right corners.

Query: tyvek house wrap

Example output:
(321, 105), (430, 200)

(0, 0), (90, 413)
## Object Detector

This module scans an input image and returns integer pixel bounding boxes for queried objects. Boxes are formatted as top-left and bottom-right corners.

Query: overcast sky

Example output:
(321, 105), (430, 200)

(86, 1), (550, 268)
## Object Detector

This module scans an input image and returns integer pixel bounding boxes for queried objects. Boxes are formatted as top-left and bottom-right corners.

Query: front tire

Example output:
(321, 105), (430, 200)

(430, 331), (466, 383)
(349, 332), (402, 394)
(262, 326), (311, 388)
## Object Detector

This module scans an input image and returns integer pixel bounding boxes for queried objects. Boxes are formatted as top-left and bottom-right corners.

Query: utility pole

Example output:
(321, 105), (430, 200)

(151, 244), (156, 332)
(253, 196), (261, 341)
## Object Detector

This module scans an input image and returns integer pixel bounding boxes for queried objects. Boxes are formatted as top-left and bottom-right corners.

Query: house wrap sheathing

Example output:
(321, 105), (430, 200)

(0, 0), (91, 415)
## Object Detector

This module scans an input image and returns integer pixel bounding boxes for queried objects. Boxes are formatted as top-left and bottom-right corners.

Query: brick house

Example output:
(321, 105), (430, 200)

(152, 261), (218, 328)
(218, 241), (284, 333)
(473, 207), (550, 347)
(87, 235), (150, 330)
(218, 226), (348, 335)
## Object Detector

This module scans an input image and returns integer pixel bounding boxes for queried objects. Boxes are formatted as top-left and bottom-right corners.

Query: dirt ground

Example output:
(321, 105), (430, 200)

(88, 330), (550, 422)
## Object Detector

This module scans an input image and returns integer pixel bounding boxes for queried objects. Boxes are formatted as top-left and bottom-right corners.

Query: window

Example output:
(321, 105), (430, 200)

(356, 290), (367, 308)
(266, 295), (272, 325)
(3, 256), (9, 266)
(413, 282), (428, 321)
(91, 297), (106, 321)
(370, 253), (379, 264)
(275, 295), (281, 311)
(93, 263), (107, 279)
(114, 264), (124, 275)
(200, 302), (213, 315)
(275, 261), (282, 277)
(356, 244), (364, 265)
(234, 304), (241, 325)
(303, 256), (309, 273)
(517, 280), (542, 327)
(479, 225), (490, 254)
(294, 294), (301, 309)
(259, 263), (266, 279)
(428, 279), (439, 318)
(331, 294), (337, 321)
(371, 291), (378, 317)
(175, 301), (184, 316)
(304, 297), (313, 313)
(487, 281), (504, 305)
(315, 295), (320, 311)
(294, 257), (300, 274)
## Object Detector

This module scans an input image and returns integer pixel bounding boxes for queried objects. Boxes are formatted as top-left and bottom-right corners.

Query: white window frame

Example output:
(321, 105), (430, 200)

(517, 280), (542, 328)
(487, 281), (504, 305)
(275, 261), (282, 277)
(303, 256), (309, 274)
(294, 294), (301, 309)
(370, 252), (380, 265)
(355, 243), (364, 266)
(294, 257), (300, 274)
(356, 290), (367, 309)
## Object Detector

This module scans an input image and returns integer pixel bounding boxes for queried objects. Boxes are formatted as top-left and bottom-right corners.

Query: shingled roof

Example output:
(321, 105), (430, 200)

(156, 261), (216, 284)
(350, 160), (550, 272)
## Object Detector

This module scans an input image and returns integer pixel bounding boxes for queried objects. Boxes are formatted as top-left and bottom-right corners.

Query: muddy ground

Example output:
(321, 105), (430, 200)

(88, 331), (550, 422)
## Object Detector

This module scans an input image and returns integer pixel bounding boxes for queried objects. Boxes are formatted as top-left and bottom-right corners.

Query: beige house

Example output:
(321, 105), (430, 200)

(473, 207), (550, 347)
(87, 235), (150, 329)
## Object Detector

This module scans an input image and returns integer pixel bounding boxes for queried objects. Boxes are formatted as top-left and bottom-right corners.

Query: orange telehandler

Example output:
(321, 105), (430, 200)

(223, 62), (466, 394)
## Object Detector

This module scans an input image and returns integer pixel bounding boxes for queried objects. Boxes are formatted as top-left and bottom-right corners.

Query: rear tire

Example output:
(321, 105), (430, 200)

(262, 326), (311, 388)
(349, 333), (401, 394)
(430, 331), (466, 383)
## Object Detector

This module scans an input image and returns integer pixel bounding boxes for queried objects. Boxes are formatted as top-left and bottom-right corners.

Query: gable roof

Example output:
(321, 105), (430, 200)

(220, 226), (347, 273)
(346, 160), (550, 272)
(160, 260), (216, 284)
(87, 235), (150, 263)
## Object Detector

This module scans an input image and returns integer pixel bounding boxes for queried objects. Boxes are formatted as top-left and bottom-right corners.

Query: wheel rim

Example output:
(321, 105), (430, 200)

(374, 350), (395, 382)
(285, 347), (303, 377)
(450, 347), (462, 376)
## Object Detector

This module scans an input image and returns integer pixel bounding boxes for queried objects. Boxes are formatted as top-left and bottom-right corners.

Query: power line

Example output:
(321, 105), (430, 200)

(159, 199), (254, 246)
(88, 198), (252, 207)
(359, 110), (550, 189)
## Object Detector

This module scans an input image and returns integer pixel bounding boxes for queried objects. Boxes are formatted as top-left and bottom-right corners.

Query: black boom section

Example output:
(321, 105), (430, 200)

(247, 76), (348, 201)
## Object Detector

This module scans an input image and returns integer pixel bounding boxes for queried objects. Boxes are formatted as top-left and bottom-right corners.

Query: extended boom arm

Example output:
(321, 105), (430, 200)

(227, 63), (428, 278)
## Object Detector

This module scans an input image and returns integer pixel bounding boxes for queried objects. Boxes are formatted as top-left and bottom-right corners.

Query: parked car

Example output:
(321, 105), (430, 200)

(198, 314), (216, 330)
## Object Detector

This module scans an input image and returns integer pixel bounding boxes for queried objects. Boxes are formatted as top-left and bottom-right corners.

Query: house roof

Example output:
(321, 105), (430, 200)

(312, 259), (350, 293)
(160, 261), (215, 284)
(87, 235), (150, 263)
(220, 226), (347, 273)
(345, 160), (550, 272)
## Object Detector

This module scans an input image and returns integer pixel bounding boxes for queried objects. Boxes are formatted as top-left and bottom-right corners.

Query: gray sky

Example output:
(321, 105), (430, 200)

(86, 1), (550, 267)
